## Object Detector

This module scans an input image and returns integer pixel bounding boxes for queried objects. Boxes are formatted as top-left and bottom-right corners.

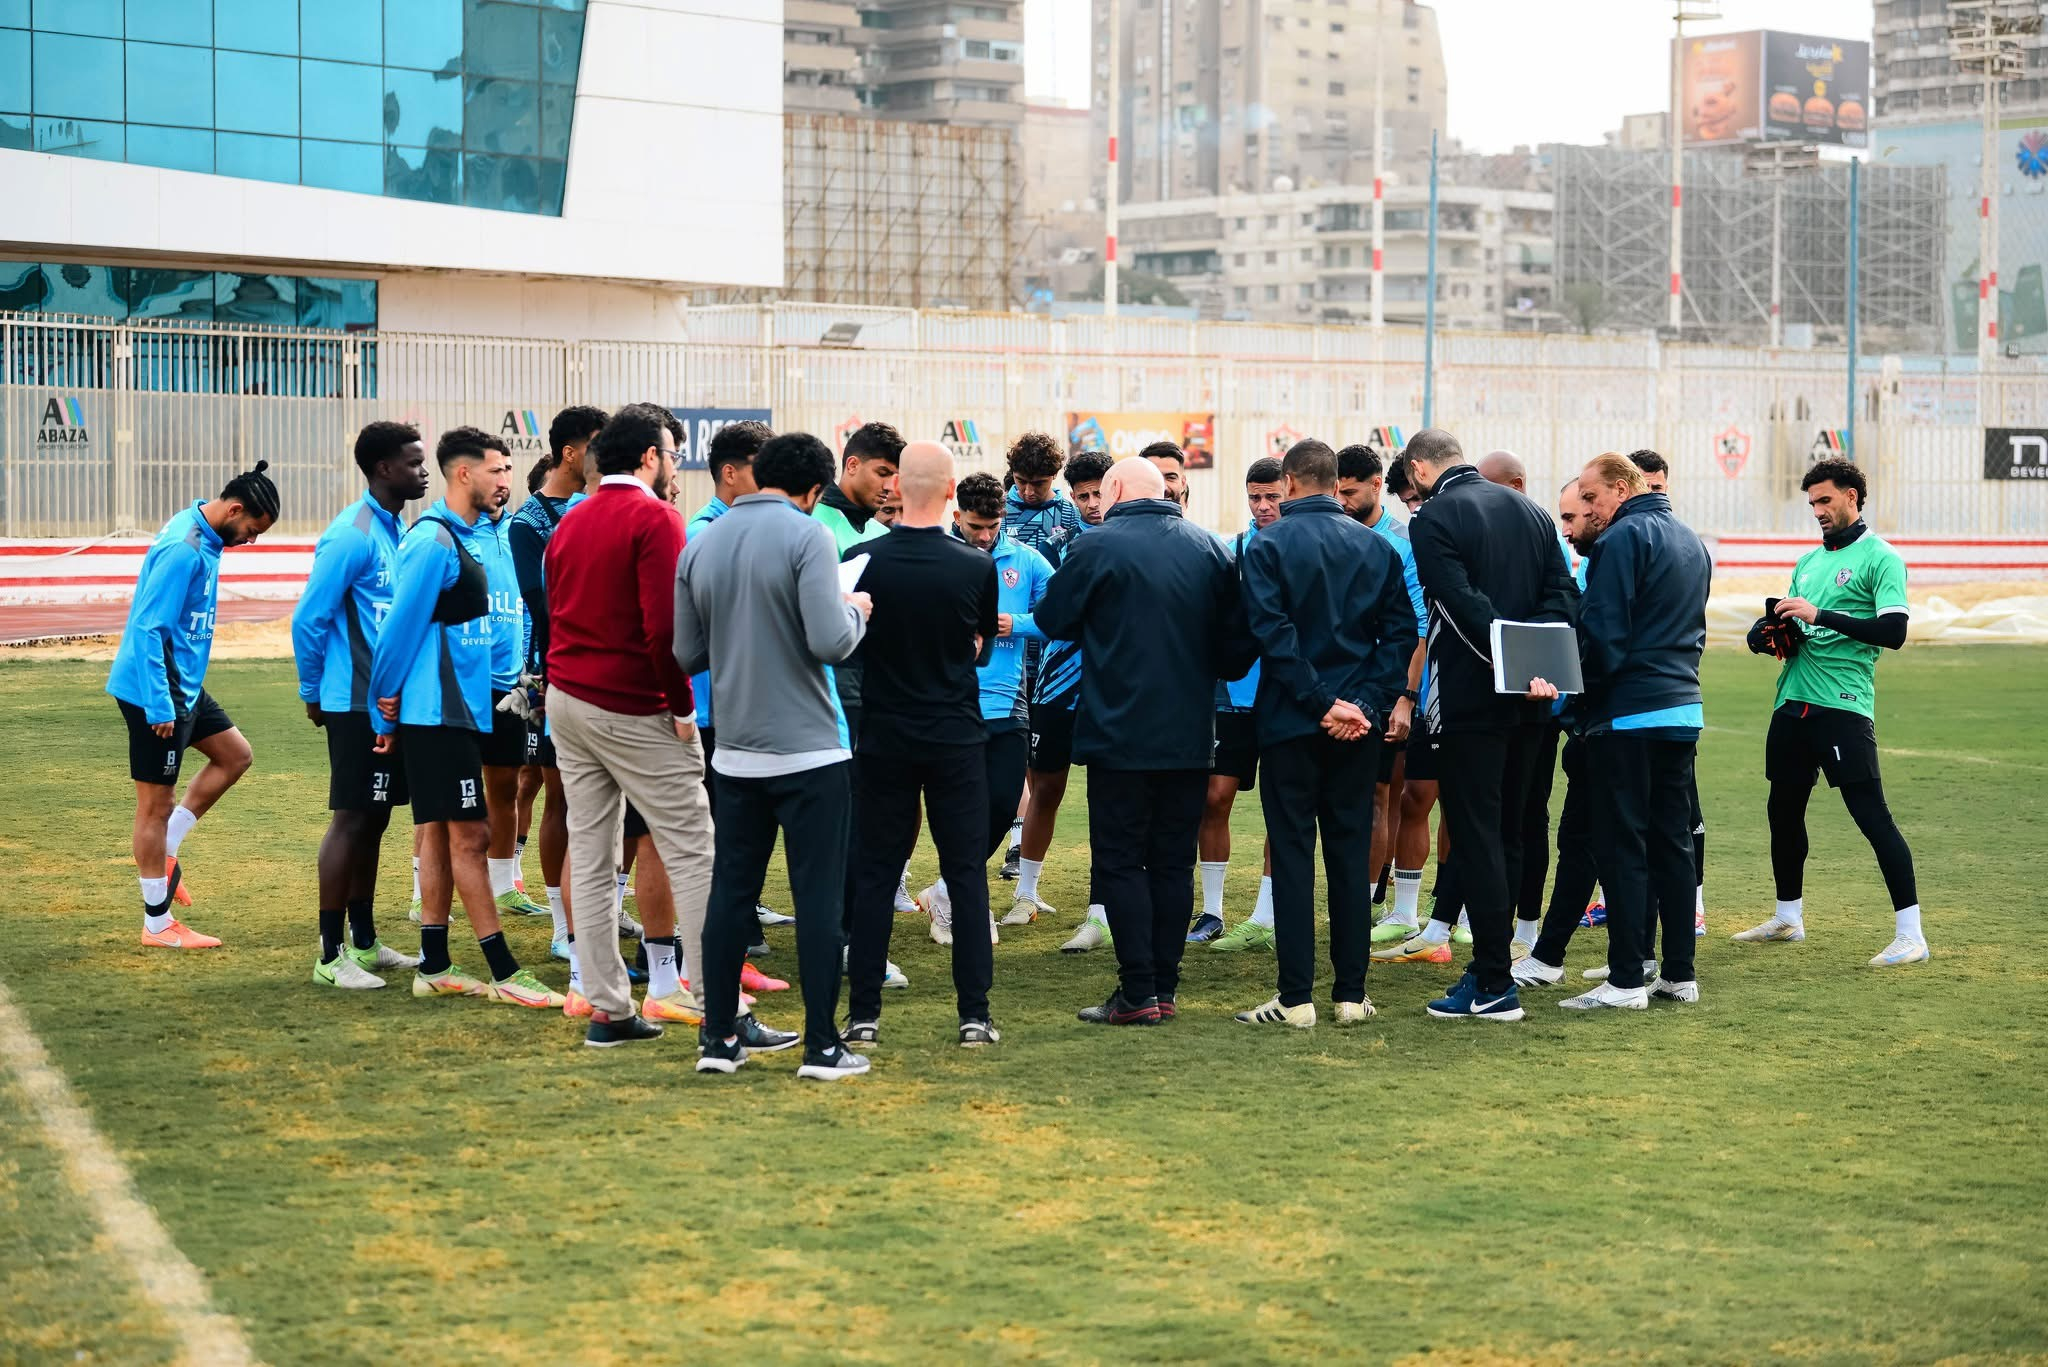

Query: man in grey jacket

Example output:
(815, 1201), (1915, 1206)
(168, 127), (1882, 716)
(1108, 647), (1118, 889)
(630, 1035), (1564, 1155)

(676, 432), (874, 1081)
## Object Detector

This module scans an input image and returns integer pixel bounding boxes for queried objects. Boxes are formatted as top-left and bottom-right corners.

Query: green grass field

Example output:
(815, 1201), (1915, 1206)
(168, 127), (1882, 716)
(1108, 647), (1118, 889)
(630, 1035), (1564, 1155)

(2, 647), (2044, 1365)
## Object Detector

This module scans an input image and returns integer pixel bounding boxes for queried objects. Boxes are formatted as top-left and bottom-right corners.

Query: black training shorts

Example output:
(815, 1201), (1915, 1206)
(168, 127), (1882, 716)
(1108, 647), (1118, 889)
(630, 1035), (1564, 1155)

(478, 691), (528, 768)
(400, 723), (486, 823)
(1028, 701), (1078, 773)
(1404, 733), (1441, 783)
(623, 800), (649, 841)
(525, 721), (555, 768)
(1211, 710), (1258, 789)
(1765, 701), (1881, 789)
(117, 689), (234, 786)
(1377, 733), (1407, 785)
(323, 709), (410, 811)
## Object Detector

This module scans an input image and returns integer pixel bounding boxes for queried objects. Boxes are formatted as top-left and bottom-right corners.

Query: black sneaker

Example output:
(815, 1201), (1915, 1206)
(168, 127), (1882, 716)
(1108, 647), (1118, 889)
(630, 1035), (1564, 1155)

(584, 1012), (664, 1049)
(999, 847), (1021, 880)
(733, 1013), (801, 1053)
(1156, 995), (1178, 1020)
(843, 1019), (880, 1045)
(959, 1019), (1001, 1047)
(796, 1043), (872, 1081)
(1076, 991), (1162, 1025)
(695, 1035), (749, 1074)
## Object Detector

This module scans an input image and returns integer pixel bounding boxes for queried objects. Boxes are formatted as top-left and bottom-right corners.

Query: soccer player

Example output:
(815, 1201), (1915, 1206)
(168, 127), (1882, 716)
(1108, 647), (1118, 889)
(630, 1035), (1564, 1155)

(1192, 457), (1281, 946)
(369, 433), (561, 1008)
(1140, 439), (1191, 507)
(508, 404), (606, 961)
(1737, 459), (1926, 966)
(108, 463), (278, 949)
(293, 423), (431, 987)
(1013, 449), (1113, 947)
(917, 472), (1053, 940)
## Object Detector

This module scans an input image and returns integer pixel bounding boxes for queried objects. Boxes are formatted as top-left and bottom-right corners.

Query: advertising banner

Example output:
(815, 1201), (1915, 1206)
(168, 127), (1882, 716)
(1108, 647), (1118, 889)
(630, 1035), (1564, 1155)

(673, 407), (772, 470)
(1678, 31), (1762, 147)
(1065, 411), (1215, 469)
(1761, 32), (1869, 148)
(1984, 428), (2048, 481)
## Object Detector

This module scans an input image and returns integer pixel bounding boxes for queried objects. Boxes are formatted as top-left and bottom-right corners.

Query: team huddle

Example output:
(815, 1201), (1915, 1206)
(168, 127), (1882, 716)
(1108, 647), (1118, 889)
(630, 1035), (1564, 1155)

(103, 405), (1929, 1078)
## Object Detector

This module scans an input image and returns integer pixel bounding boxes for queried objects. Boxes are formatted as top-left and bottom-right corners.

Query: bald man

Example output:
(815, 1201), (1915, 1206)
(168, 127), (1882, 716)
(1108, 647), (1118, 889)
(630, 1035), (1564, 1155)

(841, 441), (1003, 1048)
(1037, 457), (1256, 1025)
(1476, 449), (1527, 492)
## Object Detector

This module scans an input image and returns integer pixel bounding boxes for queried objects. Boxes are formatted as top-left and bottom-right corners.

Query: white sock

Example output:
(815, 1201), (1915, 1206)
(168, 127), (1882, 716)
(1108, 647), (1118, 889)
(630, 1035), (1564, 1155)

(1695, 884), (1706, 917)
(935, 878), (949, 899)
(164, 806), (197, 857)
(1895, 904), (1923, 940)
(1456, 908), (1470, 931)
(140, 876), (169, 908)
(1420, 918), (1451, 945)
(1007, 820), (1023, 850)
(1775, 897), (1804, 928)
(616, 870), (630, 900)
(144, 908), (176, 934)
(546, 886), (567, 940)
(1017, 858), (1043, 902)
(1199, 861), (1227, 921)
(1390, 869), (1422, 924)
(411, 856), (420, 903)
(1248, 875), (1275, 929)
(1513, 917), (1539, 947)
(488, 857), (517, 897)
(1086, 902), (1108, 927)
(646, 938), (681, 998)
(567, 940), (583, 992)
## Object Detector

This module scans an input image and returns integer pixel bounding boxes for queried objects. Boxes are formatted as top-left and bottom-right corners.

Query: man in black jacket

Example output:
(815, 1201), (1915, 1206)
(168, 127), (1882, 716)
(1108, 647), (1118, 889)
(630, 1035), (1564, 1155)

(1233, 440), (1417, 1028)
(1539, 453), (1711, 1010)
(1036, 457), (1254, 1025)
(1404, 429), (1580, 1022)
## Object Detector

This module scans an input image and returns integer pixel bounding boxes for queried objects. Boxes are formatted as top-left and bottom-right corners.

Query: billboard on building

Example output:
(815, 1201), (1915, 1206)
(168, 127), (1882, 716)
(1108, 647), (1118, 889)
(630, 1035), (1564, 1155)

(1678, 31), (1869, 149)
(673, 408), (772, 471)
(1065, 412), (1215, 469)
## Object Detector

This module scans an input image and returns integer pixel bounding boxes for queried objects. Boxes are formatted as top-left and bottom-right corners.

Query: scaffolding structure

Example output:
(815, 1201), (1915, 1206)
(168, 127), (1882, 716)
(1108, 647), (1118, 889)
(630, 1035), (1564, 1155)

(1554, 145), (1947, 350)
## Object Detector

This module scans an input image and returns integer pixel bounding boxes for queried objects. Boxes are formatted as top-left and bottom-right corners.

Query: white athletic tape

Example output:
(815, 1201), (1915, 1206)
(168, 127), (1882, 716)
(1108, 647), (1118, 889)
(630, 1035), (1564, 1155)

(0, 977), (258, 1366)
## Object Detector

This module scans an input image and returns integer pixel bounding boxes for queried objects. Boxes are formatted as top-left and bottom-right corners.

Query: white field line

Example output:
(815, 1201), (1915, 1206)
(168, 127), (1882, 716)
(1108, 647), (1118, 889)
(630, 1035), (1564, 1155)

(0, 976), (258, 1366)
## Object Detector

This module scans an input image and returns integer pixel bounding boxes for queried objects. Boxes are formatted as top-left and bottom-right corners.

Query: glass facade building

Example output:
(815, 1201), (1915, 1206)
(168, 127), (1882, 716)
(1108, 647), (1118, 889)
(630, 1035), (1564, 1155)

(0, 261), (377, 329)
(0, 0), (587, 215)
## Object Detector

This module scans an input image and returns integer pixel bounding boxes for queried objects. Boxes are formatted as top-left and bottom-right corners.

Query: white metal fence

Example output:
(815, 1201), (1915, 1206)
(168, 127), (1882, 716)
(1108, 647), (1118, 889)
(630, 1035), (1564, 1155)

(5, 305), (2045, 540)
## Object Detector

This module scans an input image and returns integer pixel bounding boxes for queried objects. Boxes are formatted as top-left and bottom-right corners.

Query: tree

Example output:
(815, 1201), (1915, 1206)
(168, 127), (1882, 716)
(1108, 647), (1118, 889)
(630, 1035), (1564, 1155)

(1562, 282), (1609, 336)
(1082, 267), (1188, 308)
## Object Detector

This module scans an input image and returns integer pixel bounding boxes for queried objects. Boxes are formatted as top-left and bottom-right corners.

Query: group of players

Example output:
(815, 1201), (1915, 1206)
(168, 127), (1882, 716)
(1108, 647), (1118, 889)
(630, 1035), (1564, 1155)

(103, 404), (1927, 1062)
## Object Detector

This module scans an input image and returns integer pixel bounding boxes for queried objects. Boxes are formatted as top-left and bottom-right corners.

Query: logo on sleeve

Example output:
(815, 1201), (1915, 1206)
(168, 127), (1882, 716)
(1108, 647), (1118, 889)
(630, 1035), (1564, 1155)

(1835, 569), (1853, 586)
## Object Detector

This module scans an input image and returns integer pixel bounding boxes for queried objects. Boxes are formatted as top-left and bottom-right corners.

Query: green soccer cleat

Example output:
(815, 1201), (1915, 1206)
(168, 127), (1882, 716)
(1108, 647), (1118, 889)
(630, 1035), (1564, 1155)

(1209, 919), (1275, 953)
(347, 939), (421, 972)
(413, 965), (488, 998)
(495, 888), (549, 917)
(314, 955), (384, 990)
(1371, 917), (1419, 944)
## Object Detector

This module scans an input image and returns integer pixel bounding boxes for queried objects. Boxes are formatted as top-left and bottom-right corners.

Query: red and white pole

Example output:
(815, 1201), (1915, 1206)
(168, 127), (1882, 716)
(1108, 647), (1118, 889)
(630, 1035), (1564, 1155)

(1104, 0), (1121, 321)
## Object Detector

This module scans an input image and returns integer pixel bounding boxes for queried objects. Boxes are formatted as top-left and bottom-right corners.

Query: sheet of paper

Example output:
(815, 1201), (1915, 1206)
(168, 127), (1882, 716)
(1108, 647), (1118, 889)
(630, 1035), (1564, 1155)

(839, 553), (870, 594)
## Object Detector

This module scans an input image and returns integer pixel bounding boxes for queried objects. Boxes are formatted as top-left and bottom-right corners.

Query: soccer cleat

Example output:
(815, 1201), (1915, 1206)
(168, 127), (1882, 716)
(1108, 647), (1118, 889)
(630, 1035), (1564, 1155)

(642, 989), (704, 1025)
(1209, 920), (1276, 953)
(695, 1037), (749, 1074)
(413, 966), (487, 998)
(1452, 919), (1473, 946)
(1155, 996), (1178, 1020)
(165, 855), (193, 907)
(1077, 991), (1161, 1026)
(550, 937), (571, 963)
(616, 907), (643, 939)
(734, 1014), (801, 1053)
(1582, 959), (1658, 981)
(1235, 997), (1316, 1028)
(893, 878), (920, 916)
(486, 969), (565, 1009)
(407, 897), (422, 924)
(585, 1012), (664, 1048)
(797, 1044), (871, 1081)
(1003, 896), (1050, 927)
(1185, 912), (1225, 943)
(314, 955), (384, 989)
(882, 960), (909, 990)
(920, 882), (953, 944)
(141, 919), (221, 949)
(1731, 917), (1805, 944)
(1695, 901), (1707, 939)
(999, 846), (1021, 881)
(746, 940), (771, 959)
(1512, 957), (1566, 988)
(843, 1019), (880, 1045)
(495, 888), (549, 917)
(1334, 998), (1376, 1025)
(959, 1020), (1001, 1048)
(1869, 936), (1929, 967)
(1372, 933), (1452, 964)
(756, 904), (795, 927)
(740, 962), (790, 993)
(347, 940), (420, 973)
(1580, 900), (1608, 928)
(1560, 982), (1649, 1011)
(1371, 916), (1420, 944)
(563, 990), (593, 1019)
(1650, 977), (1700, 1002)
(1061, 919), (1111, 953)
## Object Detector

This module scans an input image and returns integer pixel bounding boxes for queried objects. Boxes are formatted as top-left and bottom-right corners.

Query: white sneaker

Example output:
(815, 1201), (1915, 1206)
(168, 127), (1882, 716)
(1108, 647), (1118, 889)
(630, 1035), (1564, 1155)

(1869, 936), (1928, 967)
(1581, 959), (1658, 981)
(989, 914), (1000, 946)
(1061, 918), (1109, 953)
(1560, 982), (1649, 1011)
(893, 877), (919, 916)
(1234, 996), (1316, 1028)
(755, 904), (795, 927)
(882, 960), (909, 990)
(1509, 940), (1533, 963)
(1511, 957), (1565, 987)
(1334, 998), (1376, 1024)
(922, 881), (953, 945)
(315, 955), (385, 990)
(360, 940), (421, 971)
(1001, 895), (1051, 926)
(616, 906), (644, 938)
(1650, 977), (1700, 1002)
(407, 897), (422, 924)
(1731, 916), (1804, 943)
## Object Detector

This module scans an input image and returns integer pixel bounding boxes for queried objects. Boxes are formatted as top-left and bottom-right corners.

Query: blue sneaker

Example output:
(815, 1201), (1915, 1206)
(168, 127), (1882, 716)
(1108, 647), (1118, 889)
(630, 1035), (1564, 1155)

(1468, 983), (1525, 1022)
(1186, 913), (1226, 944)
(550, 936), (570, 963)
(1580, 901), (1608, 928)
(1425, 972), (1478, 1019)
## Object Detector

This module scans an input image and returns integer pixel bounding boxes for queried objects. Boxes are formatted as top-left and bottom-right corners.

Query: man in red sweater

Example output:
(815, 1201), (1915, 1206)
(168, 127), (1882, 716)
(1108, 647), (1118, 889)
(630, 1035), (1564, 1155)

(544, 403), (749, 1049)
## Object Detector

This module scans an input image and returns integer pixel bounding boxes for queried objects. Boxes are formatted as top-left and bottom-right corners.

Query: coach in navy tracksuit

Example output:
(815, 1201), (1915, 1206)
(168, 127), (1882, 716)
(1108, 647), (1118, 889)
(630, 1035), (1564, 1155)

(1561, 454), (1712, 1007)
(1236, 441), (1417, 1026)
(1036, 457), (1255, 1026)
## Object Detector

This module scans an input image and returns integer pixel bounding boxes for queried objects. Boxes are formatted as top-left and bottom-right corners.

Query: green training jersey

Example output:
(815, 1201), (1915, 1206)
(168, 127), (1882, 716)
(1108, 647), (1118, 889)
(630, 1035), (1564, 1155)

(1773, 529), (1908, 719)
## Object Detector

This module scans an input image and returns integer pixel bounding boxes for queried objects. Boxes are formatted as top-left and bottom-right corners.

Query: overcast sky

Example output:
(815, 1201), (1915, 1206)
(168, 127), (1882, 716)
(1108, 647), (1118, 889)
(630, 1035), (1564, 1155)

(1025, 0), (1877, 153)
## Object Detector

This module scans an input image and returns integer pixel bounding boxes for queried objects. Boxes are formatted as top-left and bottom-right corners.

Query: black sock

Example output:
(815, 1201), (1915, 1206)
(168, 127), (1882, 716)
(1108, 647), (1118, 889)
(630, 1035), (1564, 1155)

(346, 899), (377, 951)
(419, 924), (451, 975)
(478, 931), (518, 982)
(318, 908), (346, 963)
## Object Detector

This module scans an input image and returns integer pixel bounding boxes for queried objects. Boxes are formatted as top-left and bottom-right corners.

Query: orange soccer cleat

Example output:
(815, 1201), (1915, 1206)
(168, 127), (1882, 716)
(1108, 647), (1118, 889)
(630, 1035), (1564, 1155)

(141, 919), (220, 949)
